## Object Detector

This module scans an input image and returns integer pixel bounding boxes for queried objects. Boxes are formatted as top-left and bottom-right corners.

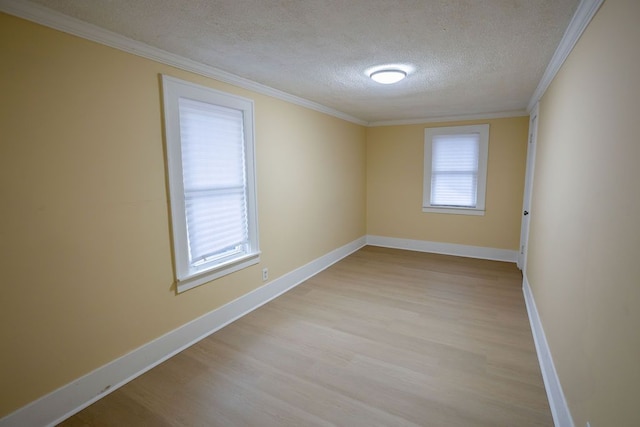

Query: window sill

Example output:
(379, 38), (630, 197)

(422, 207), (485, 216)
(176, 251), (261, 293)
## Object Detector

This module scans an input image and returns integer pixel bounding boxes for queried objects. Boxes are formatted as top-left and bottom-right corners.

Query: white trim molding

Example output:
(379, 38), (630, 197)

(0, 237), (367, 427)
(367, 235), (518, 263)
(1, 0), (604, 128)
(369, 110), (528, 127)
(0, 0), (367, 127)
(522, 275), (575, 427)
(527, 0), (605, 111)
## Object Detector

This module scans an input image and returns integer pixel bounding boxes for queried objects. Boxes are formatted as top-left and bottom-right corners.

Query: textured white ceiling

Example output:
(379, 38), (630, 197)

(26, 0), (579, 123)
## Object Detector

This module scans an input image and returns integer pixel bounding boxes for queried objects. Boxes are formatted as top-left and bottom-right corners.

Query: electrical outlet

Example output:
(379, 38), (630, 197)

(262, 268), (268, 281)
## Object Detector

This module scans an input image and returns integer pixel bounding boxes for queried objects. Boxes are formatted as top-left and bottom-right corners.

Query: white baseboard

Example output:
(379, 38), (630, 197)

(522, 275), (574, 427)
(0, 236), (367, 427)
(366, 235), (518, 263)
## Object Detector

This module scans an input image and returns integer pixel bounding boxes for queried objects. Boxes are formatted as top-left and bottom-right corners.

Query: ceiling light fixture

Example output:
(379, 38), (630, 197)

(370, 69), (407, 84)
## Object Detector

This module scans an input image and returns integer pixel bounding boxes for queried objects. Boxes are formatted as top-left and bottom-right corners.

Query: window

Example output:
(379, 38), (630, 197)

(162, 75), (259, 293)
(423, 124), (489, 215)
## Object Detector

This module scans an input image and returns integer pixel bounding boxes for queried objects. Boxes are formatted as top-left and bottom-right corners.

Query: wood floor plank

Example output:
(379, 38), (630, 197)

(59, 246), (552, 426)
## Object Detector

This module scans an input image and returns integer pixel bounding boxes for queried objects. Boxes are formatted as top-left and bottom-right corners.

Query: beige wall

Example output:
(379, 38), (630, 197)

(367, 117), (528, 250)
(527, 0), (640, 425)
(0, 13), (366, 416)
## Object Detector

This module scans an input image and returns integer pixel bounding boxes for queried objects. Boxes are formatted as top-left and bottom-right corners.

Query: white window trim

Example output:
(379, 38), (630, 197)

(423, 124), (489, 216)
(162, 75), (260, 293)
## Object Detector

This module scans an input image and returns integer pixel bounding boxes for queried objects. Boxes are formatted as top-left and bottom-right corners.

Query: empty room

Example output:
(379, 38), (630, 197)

(1, 0), (638, 426)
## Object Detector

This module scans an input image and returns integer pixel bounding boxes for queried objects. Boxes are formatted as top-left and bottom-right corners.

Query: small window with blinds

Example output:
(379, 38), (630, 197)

(423, 124), (489, 215)
(162, 76), (260, 293)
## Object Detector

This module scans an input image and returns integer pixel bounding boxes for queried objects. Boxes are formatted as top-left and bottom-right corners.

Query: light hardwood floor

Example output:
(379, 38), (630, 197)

(60, 246), (552, 426)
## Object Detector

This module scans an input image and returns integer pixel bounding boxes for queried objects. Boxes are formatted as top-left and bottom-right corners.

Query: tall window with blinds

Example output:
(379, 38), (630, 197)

(423, 124), (489, 215)
(162, 76), (260, 293)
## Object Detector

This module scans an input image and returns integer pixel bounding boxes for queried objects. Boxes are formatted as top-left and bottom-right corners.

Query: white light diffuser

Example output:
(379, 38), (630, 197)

(370, 69), (407, 84)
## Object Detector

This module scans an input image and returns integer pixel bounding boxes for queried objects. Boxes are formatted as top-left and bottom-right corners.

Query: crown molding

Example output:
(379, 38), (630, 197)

(1, 0), (604, 128)
(368, 110), (529, 127)
(0, 0), (368, 126)
(527, 0), (605, 112)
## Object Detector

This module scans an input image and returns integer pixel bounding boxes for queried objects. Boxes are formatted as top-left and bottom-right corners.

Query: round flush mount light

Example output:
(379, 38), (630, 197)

(370, 69), (407, 84)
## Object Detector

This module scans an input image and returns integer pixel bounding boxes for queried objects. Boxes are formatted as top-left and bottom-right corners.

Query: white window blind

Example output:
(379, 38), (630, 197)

(430, 133), (480, 208)
(423, 124), (489, 215)
(179, 98), (249, 266)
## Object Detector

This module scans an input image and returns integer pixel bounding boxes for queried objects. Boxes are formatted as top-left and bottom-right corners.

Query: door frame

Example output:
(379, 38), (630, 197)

(517, 102), (539, 272)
